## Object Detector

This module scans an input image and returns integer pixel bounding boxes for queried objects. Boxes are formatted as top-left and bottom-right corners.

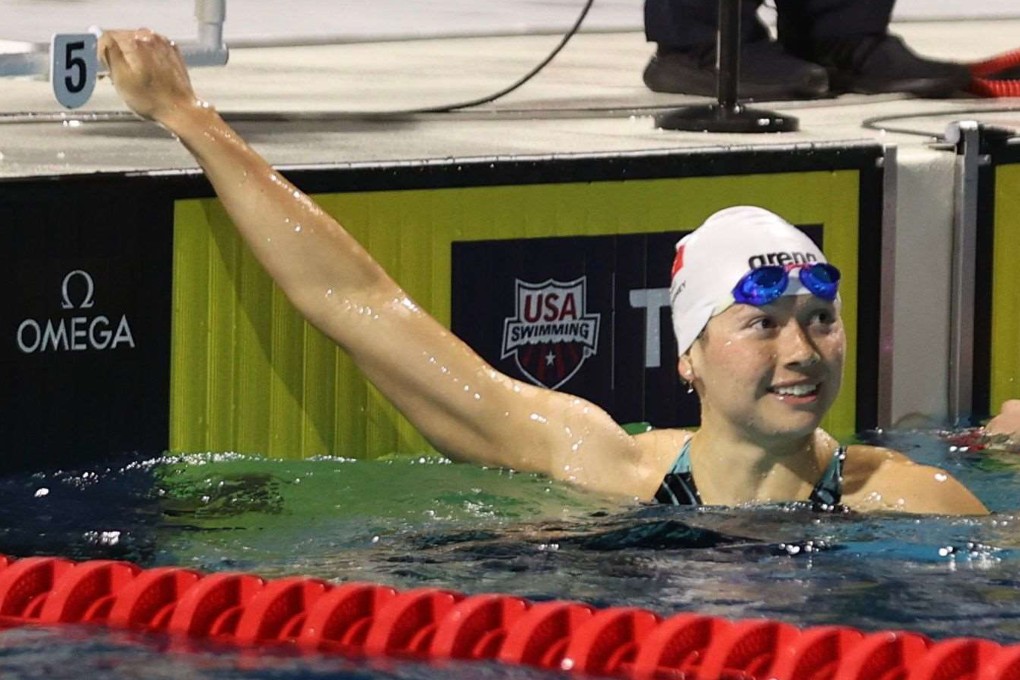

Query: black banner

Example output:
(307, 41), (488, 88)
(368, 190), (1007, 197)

(452, 231), (697, 428)
(0, 185), (173, 472)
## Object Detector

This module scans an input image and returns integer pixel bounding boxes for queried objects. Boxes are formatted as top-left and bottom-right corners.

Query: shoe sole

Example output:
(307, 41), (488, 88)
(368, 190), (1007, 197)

(830, 74), (972, 98)
(643, 60), (829, 101)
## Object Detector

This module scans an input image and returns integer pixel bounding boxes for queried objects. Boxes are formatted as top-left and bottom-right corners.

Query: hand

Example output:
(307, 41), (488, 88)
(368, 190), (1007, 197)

(98, 29), (200, 123)
(986, 399), (1020, 442)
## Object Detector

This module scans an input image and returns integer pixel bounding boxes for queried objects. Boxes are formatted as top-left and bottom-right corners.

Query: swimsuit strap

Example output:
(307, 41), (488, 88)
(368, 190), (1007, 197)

(654, 438), (702, 505)
(807, 445), (846, 511)
(654, 440), (846, 511)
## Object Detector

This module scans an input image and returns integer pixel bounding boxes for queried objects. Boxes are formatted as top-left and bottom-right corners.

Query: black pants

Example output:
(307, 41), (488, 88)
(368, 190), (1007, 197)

(645, 0), (896, 51)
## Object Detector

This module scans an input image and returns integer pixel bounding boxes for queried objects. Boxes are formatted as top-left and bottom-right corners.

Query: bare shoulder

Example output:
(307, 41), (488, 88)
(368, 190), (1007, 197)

(842, 444), (988, 515)
(633, 427), (693, 473)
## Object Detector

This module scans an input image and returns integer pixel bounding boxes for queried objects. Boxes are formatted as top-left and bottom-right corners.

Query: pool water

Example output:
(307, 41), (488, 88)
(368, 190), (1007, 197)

(1, 428), (1019, 678)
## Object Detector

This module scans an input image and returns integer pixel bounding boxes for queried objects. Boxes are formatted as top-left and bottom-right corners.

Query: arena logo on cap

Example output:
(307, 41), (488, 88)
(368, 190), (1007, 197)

(501, 277), (600, 389)
(747, 250), (818, 269)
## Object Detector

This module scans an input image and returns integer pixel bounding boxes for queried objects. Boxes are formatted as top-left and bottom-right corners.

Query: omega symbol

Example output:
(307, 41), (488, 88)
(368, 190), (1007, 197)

(60, 270), (95, 310)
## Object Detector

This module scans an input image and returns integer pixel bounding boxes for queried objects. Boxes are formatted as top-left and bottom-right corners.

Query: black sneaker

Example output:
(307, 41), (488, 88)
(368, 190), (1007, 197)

(800, 34), (972, 98)
(643, 40), (830, 100)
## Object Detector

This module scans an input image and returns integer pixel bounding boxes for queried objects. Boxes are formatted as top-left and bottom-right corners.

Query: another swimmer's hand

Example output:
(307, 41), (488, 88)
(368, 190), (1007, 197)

(985, 399), (1020, 447)
(98, 29), (202, 124)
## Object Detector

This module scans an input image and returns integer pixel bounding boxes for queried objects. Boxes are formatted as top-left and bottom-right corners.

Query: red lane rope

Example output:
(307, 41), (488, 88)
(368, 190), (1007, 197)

(0, 553), (1018, 679)
(970, 48), (1020, 98)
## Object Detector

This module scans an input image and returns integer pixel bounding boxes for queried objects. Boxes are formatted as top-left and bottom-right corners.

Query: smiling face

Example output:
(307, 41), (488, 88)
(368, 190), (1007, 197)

(681, 294), (845, 444)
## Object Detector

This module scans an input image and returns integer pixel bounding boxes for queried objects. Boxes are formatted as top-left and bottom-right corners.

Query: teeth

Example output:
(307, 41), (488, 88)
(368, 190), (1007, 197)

(772, 384), (818, 396)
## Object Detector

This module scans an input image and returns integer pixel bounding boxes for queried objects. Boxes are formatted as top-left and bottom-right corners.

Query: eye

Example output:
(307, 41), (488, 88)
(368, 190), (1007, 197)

(749, 315), (778, 331)
(808, 307), (837, 326)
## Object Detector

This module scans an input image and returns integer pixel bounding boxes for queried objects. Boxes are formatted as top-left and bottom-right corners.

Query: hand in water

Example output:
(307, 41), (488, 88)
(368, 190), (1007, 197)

(98, 29), (200, 123)
(986, 399), (1020, 444)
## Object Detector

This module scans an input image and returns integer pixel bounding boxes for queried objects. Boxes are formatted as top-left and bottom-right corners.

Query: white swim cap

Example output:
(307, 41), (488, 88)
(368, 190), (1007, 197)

(669, 206), (829, 356)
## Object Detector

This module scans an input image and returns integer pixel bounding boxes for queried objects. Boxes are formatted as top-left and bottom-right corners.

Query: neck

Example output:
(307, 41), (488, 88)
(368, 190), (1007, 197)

(689, 415), (833, 505)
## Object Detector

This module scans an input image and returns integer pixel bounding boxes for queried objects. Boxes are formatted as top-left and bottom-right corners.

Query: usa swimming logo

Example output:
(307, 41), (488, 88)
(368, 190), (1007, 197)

(501, 277), (601, 389)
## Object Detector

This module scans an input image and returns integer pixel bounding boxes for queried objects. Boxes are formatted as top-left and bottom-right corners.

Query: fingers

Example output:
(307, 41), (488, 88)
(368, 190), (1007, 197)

(97, 32), (124, 72)
(95, 28), (198, 122)
(97, 28), (171, 69)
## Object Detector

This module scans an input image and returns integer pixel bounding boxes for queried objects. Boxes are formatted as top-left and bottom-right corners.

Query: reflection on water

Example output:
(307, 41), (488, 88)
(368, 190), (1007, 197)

(1, 429), (1020, 677)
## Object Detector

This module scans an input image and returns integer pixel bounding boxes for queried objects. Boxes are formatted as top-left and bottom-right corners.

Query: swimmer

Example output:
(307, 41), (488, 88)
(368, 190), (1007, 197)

(98, 29), (988, 515)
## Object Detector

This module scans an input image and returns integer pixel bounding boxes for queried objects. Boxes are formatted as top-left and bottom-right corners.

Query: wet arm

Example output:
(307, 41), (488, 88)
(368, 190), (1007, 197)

(98, 30), (654, 497)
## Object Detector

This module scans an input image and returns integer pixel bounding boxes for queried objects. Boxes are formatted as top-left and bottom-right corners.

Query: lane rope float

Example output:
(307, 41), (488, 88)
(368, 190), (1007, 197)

(0, 553), (1018, 678)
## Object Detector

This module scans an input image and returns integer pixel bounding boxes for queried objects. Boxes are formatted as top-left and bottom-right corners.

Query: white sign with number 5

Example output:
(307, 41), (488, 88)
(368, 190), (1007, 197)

(51, 33), (98, 109)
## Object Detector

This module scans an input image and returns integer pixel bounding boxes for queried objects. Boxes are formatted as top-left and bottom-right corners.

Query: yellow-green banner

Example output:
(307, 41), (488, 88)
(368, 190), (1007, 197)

(989, 163), (1020, 414)
(171, 169), (867, 459)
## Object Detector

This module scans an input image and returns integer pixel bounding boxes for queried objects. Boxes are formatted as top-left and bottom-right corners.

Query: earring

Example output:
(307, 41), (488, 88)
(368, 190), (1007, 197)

(687, 383), (694, 395)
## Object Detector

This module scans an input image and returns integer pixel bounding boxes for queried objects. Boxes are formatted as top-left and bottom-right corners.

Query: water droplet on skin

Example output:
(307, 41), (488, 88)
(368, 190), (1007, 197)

(530, 413), (548, 424)
(934, 472), (948, 482)
(325, 289), (334, 298)
(294, 225), (302, 233)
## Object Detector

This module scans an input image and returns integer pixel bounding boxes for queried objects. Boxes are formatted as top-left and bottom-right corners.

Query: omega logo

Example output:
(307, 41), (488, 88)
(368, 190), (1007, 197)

(16, 269), (136, 354)
(60, 269), (95, 310)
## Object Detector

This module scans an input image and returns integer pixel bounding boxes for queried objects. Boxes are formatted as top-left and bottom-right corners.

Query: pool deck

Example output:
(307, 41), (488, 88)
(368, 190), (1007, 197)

(0, 19), (1018, 178)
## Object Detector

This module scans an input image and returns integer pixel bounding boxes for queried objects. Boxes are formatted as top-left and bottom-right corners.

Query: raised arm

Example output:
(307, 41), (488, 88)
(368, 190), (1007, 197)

(98, 29), (666, 499)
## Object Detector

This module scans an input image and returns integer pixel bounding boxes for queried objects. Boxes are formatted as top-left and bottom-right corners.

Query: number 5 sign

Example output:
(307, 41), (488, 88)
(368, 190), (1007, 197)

(51, 33), (98, 109)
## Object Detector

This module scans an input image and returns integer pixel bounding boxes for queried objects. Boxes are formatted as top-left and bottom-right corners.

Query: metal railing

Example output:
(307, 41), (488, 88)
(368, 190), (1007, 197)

(0, 0), (228, 80)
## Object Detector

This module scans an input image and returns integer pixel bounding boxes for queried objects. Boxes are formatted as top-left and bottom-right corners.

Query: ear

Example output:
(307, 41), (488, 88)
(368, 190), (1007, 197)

(677, 354), (695, 382)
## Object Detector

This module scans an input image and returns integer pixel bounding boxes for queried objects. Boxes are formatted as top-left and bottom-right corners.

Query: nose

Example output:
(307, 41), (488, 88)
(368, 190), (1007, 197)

(778, 319), (820, 368)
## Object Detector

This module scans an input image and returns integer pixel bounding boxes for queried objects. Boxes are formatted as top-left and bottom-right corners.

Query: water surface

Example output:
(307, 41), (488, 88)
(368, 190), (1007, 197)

(1, 428), (1019, 677)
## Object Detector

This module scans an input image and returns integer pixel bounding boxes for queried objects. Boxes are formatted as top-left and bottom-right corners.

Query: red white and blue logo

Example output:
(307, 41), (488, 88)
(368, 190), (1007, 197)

(500, 277), (601, 389)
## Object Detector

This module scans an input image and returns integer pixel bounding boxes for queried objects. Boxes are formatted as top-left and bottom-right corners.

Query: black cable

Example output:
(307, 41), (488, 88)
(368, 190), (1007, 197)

(861, 106), (1020, 139)
(396, 0), (596, 115)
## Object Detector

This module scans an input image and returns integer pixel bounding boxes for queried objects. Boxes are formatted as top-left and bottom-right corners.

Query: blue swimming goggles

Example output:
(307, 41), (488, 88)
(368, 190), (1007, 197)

(731, 262), (841, 306)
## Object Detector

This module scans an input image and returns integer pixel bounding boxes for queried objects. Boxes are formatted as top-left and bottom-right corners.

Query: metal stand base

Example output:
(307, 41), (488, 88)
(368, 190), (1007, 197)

(655, 104), (798, 133)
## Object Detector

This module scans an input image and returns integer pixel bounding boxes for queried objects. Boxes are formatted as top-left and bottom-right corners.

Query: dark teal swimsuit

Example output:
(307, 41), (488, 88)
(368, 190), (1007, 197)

(654, 439), (846, 511)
